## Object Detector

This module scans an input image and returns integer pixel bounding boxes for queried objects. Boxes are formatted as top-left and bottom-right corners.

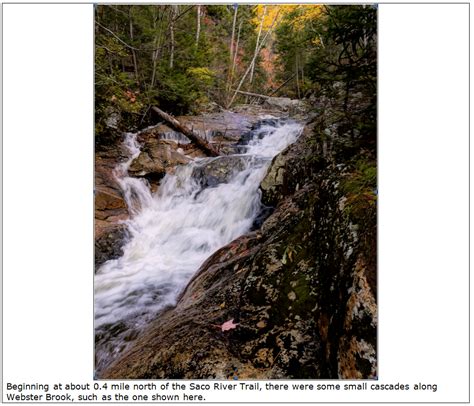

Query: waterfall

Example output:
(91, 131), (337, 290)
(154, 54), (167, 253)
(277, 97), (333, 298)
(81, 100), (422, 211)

(95, 117), (303, 373)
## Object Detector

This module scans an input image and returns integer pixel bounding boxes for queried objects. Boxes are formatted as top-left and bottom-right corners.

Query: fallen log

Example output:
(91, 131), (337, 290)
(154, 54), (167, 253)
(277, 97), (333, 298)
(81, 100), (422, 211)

(230, 89), (270, 99)
(151, 106), (220, 157)
(269, 73), (297, 96)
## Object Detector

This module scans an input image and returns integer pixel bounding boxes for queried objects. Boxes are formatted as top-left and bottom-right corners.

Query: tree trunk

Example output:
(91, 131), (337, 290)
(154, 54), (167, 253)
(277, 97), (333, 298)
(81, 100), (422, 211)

(295, 54), (301, 99)
(150, 7), (163, 89)
(229, 5), (238, 64)
(195, 5), (201, 48)
(362, 4), (368, 48)
(226, 5), (238, 94)
(128, 7), (139, 84)
(151, 106), (220, 157)
(319, 34), (325, 48)
(230, 21), (242, 84)
(269, 73), (297, 96)
(169, 6), (178, 69)
(249, 6), (266, 84)
(231, 89), (270, 99)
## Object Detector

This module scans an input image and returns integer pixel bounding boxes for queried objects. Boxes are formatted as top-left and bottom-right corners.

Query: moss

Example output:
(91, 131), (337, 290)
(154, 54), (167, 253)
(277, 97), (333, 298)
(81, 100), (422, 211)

(340, 158), (377, 224)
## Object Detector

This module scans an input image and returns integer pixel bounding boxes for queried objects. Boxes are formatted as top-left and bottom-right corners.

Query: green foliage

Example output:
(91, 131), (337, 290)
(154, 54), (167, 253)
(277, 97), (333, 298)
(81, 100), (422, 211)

(343, 159), (376, 192)
(187, 67), (214, 86)
(95, 4), (263, 140)
(274, 8), (312, 97)
(155, 70), (199, 114)
(205, 5), (230, 21)
(275, 5), (377, 140)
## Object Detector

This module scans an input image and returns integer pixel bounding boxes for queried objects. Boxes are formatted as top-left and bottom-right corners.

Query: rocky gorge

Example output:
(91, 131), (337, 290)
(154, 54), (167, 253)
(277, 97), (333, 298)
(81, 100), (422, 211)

(95, 97), (377, 379)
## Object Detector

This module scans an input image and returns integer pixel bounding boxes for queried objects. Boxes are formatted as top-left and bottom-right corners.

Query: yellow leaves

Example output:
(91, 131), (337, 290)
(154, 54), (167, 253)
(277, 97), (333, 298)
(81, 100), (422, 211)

(251, 5), (286, 31)
(187, 67), (214, 80)
(251, 5), (324, 32)
(186, 67), (215, 86)
(311, 37), (322, 46)
(293, 5), (324, 30)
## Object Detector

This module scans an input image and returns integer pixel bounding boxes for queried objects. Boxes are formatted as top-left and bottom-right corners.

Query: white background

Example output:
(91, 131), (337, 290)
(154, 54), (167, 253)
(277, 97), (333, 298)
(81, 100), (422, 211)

(2, 2), (470, 403)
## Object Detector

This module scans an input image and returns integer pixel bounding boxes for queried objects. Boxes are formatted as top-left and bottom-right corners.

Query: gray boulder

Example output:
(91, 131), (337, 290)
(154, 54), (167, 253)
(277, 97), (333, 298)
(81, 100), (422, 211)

(263, 97), (308, 113)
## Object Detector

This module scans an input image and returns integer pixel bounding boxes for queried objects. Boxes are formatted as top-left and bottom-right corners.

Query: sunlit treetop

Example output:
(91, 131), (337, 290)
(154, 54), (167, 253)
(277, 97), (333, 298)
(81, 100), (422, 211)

(251, 5), (325, 32)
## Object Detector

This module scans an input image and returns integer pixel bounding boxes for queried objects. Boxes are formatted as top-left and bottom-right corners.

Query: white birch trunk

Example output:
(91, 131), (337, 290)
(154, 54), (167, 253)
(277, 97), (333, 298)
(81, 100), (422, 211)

(128, 7), (139, 83)
(229, 5), (238, 64)
(169, 5), (178, 69)
(195, 5), (201, 48)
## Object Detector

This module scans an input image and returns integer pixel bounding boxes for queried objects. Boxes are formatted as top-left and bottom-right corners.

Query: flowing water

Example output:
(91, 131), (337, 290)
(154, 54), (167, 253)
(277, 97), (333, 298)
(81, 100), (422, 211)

(94, 117), (303, 375)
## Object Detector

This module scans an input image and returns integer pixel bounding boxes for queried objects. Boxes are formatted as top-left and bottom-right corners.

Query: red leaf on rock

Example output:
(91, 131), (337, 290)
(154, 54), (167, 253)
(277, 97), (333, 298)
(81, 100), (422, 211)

(221, 319), (238, 332)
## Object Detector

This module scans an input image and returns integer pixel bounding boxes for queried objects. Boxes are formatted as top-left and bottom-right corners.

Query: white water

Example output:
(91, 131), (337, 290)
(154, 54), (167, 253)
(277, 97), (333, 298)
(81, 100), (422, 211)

(95, 118), (303, 370)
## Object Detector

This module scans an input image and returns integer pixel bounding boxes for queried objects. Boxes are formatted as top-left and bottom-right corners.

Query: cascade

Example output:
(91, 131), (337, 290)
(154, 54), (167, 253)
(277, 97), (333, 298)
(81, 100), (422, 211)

(95, 117), (303, 374)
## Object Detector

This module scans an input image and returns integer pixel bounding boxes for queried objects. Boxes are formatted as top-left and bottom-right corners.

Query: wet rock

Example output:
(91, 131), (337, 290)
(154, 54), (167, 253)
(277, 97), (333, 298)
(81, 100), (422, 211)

(192, 156), (262, 187)
(237, 131), (254, 146)
(260, 121), (326, 208)
(264, 97), (293, 110)
(260, 153), (288, 206)
(95, 147), (130, 270)
(251, 205), (273, 230)
(252, 118), (281, 129)
(95, 189), (127, 221)
(263, 97), (308, 114)
(95, 223), (128, 269)
(128, 139), (190, 179)
(238, 119), (283, 146)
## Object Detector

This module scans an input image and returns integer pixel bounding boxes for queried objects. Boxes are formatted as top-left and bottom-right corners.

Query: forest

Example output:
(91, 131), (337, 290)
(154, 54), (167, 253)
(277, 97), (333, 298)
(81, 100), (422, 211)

(95, 4), (375, 137)
(95, 4), (377, 380)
